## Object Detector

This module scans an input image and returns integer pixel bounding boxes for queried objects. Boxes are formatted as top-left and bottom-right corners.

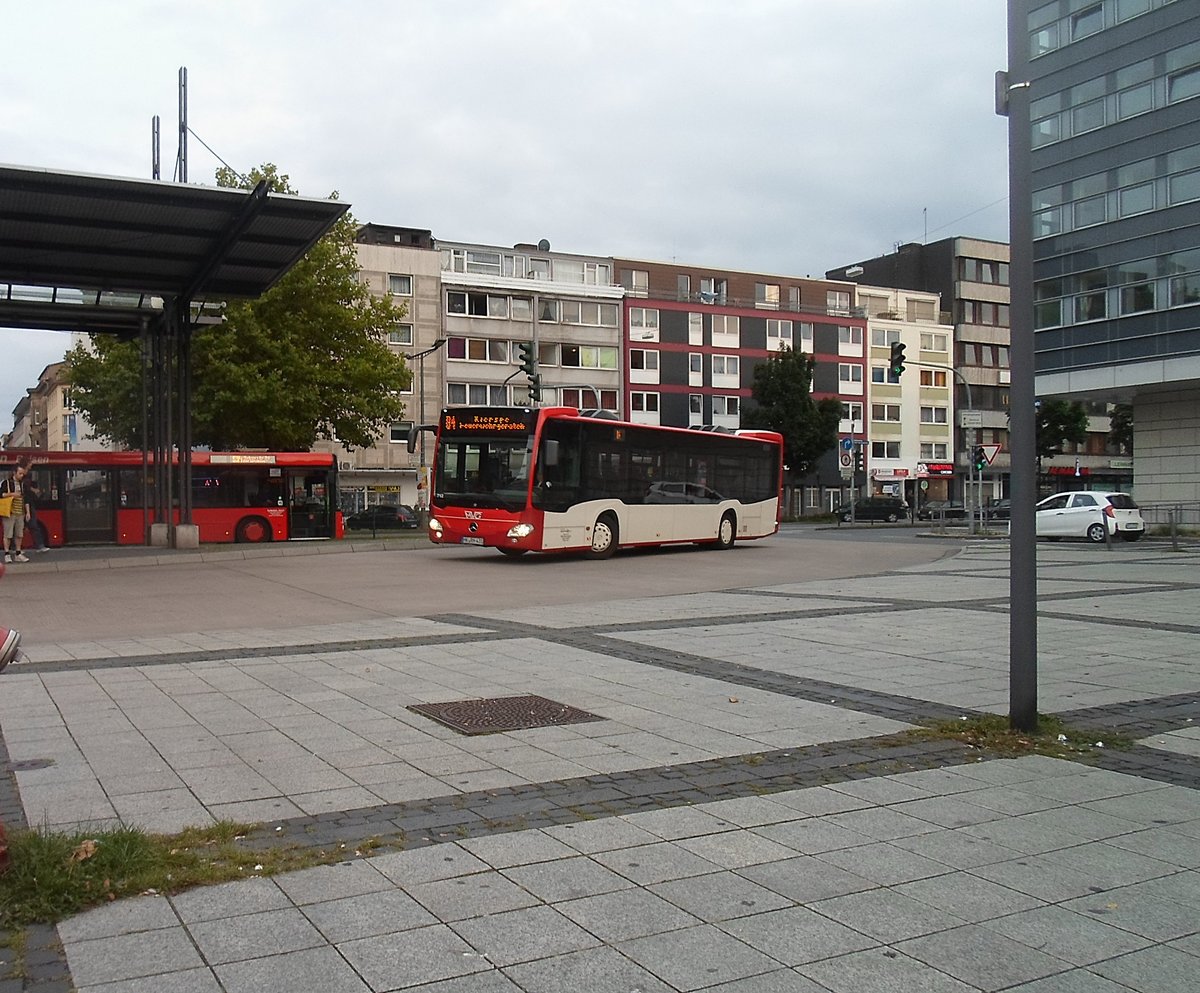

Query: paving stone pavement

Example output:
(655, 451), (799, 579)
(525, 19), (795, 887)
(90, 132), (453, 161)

(1, 541), (1198, 992)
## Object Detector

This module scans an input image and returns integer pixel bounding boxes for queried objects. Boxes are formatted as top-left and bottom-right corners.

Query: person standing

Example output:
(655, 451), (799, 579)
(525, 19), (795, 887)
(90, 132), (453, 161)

(1, 461), (30, 563)
(21, 472), (50, 553)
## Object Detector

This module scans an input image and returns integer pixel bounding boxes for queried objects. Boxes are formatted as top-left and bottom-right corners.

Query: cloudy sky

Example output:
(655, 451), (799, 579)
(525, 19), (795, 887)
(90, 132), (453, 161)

(1, 0), (1010, 425)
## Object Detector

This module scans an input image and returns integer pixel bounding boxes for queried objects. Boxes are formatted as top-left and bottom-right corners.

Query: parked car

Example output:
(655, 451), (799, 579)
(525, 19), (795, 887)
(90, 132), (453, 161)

(1034, 491), (1145, 542)
(345, 504), (419, 531)
(985, 498), (1012, 522)
(917, 500), (968, 521)
(838, 496), (909, 523)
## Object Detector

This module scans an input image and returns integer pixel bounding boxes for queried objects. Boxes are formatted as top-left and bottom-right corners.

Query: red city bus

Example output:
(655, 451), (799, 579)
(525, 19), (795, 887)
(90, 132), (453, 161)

(420, 406), (783, 558)
(0, 450), (343, 547)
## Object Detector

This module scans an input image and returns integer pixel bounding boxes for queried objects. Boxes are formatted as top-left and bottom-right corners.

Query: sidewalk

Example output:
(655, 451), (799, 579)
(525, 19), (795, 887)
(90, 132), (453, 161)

(1, 541), (1197, 992)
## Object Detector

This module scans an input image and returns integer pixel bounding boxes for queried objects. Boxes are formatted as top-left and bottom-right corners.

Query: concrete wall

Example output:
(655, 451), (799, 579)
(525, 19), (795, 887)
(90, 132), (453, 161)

(1133, 389), (1200, 504)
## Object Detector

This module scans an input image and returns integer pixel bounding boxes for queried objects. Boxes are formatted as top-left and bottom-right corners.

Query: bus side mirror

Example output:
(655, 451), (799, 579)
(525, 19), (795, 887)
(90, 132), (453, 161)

(407, 424), (420, 454)
(542, 439), (559, 467)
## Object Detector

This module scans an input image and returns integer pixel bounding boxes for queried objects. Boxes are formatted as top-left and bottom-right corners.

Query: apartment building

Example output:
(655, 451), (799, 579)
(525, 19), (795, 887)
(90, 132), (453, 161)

(1015, 0), (1200, 503)
(830, 238), (1016, 503)
(611, 258), (866, 513)
(438, 240), (624, 415)
(857, 287), (957, 506)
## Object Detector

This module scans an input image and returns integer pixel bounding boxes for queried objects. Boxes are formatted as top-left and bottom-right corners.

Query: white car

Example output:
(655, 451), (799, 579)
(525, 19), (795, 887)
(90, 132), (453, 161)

(1035, 491), (1145, 543)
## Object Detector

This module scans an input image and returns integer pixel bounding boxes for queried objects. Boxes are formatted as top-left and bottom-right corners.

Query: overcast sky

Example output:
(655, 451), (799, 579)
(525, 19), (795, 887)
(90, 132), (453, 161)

(1, 0), (1010, 427)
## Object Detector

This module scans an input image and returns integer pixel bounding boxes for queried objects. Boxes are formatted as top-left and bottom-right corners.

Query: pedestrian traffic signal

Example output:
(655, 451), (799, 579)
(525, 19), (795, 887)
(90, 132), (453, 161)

(889, 341), (907, 377)
(517, 341), (537, 382)
(972, 445), (987, 472)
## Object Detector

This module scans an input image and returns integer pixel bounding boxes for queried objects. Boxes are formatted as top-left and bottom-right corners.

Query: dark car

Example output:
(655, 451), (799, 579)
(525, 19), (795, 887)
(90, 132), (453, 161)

(838, 496), (909, 523)
(345, 504), (419, 531)
(917, 500), (968, 521)
(985, 499), (1011, 522)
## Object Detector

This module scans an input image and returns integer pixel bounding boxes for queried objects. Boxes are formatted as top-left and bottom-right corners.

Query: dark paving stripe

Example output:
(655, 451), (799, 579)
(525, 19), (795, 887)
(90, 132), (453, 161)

(1085, 743), (1200, 790)
(238, 734), (979, 855)
(1057, 691), (1200, 738)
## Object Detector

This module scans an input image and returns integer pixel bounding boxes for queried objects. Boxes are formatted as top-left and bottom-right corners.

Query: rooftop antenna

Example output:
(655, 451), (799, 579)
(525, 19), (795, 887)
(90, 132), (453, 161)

(177, 66), (188, 183)
(924, 206), (928, 244)
(151, 115), (160, 180)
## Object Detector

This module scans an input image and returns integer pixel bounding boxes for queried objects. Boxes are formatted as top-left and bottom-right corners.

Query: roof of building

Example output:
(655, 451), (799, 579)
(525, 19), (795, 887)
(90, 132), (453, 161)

(0, 163), (348, 336)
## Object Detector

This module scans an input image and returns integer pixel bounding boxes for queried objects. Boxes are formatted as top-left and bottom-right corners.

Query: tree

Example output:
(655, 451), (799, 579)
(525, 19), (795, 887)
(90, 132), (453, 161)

(1036, 398), (1089, 462)
(1109, 403), (1133, 454)
(67, 163), (411, 451)
(742, 347), (843, 479)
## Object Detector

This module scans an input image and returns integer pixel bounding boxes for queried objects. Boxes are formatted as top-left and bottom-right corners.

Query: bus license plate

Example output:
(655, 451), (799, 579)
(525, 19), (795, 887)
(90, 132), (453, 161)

(460, 536), (485, 545)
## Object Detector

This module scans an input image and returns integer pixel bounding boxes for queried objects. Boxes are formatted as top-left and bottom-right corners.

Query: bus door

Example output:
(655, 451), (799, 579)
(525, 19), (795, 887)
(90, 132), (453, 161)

(287, 470), (332, 538)
(63, 468), (117, 544)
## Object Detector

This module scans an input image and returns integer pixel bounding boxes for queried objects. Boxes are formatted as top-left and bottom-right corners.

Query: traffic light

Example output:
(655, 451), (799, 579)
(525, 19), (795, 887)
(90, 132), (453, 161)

(528, 374), (542, 403)
(517, 341), (537, 382)
(972, 445), (987, 472)
(854, 448), (864, 474)
(888, 340), (907, 377)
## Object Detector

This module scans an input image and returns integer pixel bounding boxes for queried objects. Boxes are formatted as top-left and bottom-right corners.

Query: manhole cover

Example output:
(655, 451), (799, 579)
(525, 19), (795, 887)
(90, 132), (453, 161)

(408, 694), (604, 736)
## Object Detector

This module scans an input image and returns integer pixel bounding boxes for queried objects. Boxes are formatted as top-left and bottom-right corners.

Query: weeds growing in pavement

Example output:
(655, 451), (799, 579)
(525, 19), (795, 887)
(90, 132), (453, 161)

(0, 821), (383, 929)
(908, 712), (1132, 758)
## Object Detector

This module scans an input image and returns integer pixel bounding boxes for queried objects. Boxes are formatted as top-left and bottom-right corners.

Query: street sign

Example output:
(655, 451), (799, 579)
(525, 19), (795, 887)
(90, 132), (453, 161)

(981, 444), (1001, 465)
(960, 410), (983, 428)
(841, 438), (854, 452)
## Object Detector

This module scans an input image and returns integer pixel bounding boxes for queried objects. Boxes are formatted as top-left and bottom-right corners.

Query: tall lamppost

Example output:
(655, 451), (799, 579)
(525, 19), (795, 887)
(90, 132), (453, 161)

(403, 337), (445, 523)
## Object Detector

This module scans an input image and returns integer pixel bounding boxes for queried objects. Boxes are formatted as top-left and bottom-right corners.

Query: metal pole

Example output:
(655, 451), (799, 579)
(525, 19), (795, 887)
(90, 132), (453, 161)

(1005, 3), (1039, 732)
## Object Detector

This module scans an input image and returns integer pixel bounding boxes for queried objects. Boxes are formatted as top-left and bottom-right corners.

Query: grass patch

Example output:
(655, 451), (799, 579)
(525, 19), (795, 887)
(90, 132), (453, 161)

(907, 712), (1132, 758)
(0, 820), (384, 929)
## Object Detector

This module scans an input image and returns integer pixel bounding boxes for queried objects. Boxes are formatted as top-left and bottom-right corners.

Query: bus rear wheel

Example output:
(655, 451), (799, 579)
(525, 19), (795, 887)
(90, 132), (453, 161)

(587, 513), (618, 559)
(715, 512), (736, 550)
(236, 516), (272, 543)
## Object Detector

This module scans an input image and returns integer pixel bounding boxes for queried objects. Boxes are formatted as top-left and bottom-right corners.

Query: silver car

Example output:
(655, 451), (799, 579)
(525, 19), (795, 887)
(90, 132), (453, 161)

(1035, 491), (1145, 543)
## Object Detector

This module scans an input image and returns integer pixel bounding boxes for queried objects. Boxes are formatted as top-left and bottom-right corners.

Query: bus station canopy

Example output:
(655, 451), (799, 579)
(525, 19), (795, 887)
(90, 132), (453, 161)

(0, 163), (348, 336)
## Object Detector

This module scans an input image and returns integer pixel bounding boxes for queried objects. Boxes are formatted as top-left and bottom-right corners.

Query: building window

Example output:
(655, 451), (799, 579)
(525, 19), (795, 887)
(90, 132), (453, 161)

(872, 441), (901, 459)
(920, 369), (948, 387)
(920, 406), (948, 424)
(561, 345), (618, 369)
(920, 332), (948, 351)
(699, 278), (727, 304)
(712, 396), (740, 416)
(872, 327), (901, 347)
(1073, 194), (1107, 228)
(767, 319), (793, 347)
(689, 394), (703, 416)
(620, 269), (648, 296)
(1120, 282), (1155, 314)
(389, 324), (414, 346)
(446, 336), (509, 362)
(711, 355), (740, 376)
(630, 349), (659, 370)
(688, 312), (703, 344)
(389, 420), (414, 444)
(387, 274), (413, 296)
(871, 365), (901, 385)
(839, 364), (863, 384)
(447, 383), (510, 406)
(842, 401), (863, 423)
(689, 353), (702, 374)
(562, 388), (618, 411)
(920, 443), (950, 460)
(1168, 66), (1200, 105)
(755, 283), (780, 309)
(838, 326), (863, 345)
(798, 322), (814, 348)
(629, 307), (660, 341)
(630, 392), (659, 412)
(1070, 3), (1103, 42)
(677, 274), (691, 301)
(872, 404), (901, 422)
(827, 290), (850, 315)
(1170, 273), (1200, 307)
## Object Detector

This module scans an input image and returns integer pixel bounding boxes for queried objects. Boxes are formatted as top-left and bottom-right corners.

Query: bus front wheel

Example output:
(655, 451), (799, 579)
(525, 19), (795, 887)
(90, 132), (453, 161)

(715, 512), (736, 550)
(587, 514), (618, 559)
(498, 548), (527, 558)
(236, 516), (272, 543)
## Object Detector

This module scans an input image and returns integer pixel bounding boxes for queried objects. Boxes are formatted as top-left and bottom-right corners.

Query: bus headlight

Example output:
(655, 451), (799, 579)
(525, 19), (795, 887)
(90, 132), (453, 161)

(506, 523), (534, 539)
(428, 517), (443, 534)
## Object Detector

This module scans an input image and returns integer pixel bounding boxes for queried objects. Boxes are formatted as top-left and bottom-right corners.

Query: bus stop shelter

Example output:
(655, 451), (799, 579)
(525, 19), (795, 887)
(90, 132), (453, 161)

(0, 163), (347, 545)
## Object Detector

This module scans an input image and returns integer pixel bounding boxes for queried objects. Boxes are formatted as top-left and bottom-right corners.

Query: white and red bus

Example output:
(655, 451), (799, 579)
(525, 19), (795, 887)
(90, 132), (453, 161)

(0, 449), (343, 547)
(422, 406), (783, 558)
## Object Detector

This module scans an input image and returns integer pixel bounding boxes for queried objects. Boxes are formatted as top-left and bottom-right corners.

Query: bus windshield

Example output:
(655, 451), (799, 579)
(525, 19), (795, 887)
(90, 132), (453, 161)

(435, 436), (534, 511)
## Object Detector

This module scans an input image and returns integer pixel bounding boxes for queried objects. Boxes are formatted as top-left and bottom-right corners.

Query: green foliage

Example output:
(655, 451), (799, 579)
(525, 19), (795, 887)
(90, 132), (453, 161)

(67, 163), (411, 451)
(1036, 398), (1089, 461)
(743, 346), (842, 478)
(1109, 403), (1133, 454)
